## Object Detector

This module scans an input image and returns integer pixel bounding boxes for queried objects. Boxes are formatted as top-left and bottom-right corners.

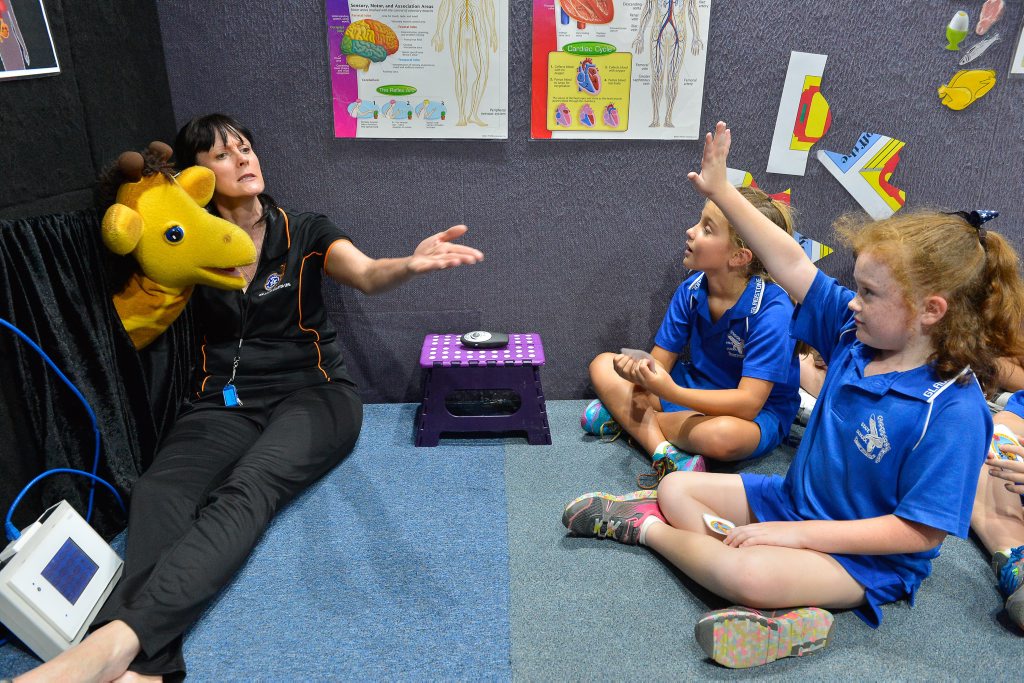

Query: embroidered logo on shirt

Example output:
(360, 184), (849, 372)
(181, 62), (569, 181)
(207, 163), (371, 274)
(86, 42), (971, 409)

(264, 264), (286, 291)
(259, 264), (292, 297)
(855, 414), (891, 462)
(725, 330), (745, 358)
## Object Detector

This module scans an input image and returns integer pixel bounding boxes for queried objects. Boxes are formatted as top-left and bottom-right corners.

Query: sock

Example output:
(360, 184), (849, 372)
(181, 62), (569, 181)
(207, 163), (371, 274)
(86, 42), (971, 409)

(638, 515), (664, 546)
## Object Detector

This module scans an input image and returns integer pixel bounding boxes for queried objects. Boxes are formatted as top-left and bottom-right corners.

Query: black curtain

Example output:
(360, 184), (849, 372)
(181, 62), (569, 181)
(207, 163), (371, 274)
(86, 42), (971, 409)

(0, 210), (193, 540)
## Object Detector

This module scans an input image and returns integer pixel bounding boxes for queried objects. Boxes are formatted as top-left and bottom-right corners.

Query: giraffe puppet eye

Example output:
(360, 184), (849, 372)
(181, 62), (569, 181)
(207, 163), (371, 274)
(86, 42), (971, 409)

(164, 225), (185, 244)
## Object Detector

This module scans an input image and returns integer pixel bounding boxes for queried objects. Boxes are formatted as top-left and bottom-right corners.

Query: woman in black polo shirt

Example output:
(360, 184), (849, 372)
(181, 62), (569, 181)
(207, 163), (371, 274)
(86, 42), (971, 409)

(22, 114), (483, 683)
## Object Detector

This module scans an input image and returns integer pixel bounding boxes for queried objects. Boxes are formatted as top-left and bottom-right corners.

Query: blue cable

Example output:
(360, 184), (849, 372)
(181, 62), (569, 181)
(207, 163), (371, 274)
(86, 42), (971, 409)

(0, 317), (124, 542)
(5, 470), (125, 542)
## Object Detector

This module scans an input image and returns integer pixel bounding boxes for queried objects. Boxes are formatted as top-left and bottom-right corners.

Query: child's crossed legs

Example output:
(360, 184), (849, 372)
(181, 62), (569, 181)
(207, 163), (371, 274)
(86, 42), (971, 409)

(651, 471), (865, 610)
(589, 352), (762, 461)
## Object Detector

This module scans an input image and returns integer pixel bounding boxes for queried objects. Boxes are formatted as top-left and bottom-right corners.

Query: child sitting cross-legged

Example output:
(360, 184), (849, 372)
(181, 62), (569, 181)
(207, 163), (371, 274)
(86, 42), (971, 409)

(582, 185), (801, 488)
(563, 122), (1024, 668)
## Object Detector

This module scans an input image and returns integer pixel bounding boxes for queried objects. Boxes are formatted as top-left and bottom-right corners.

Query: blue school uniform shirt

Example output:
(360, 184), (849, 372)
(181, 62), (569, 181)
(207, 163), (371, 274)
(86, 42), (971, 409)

(1005, 391), (1024, 417)
(653, 272), (800, 429)
(787, 271), (991, 618)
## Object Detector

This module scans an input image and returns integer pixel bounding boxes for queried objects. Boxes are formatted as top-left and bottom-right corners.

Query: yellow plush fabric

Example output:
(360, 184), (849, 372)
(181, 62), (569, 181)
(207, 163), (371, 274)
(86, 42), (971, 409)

(102, 163), (255, 349)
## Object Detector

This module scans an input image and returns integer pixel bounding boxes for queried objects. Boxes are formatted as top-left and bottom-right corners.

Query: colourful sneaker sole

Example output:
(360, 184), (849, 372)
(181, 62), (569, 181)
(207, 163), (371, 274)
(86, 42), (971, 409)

(695, 606), (834, 669)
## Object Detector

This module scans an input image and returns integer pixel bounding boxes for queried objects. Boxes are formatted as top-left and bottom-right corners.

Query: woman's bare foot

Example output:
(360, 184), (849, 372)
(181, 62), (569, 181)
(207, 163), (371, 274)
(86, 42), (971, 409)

(14, 620), (141, 683)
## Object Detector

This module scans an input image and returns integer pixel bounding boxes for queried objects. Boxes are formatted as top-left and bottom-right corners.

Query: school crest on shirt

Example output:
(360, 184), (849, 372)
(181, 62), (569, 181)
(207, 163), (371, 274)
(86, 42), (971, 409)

(259, 264), (291, 297)
(855, 414), (891, 462)
(725, 330), (745, 358)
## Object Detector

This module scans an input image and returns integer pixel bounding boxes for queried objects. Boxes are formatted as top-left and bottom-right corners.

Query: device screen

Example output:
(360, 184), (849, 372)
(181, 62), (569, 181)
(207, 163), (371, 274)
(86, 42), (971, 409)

(40, 538), (99, 605)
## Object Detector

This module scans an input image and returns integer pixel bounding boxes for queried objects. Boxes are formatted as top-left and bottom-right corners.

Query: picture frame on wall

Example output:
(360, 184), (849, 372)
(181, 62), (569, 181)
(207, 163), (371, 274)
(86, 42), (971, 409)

(0, 0), (59, 81)
(1009, 11), (1024, 78)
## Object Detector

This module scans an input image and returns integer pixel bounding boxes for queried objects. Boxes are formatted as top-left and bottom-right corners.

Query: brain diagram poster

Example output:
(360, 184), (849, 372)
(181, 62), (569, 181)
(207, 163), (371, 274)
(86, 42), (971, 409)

(531, 0), (711, 140)
(325, 0), (509, 139)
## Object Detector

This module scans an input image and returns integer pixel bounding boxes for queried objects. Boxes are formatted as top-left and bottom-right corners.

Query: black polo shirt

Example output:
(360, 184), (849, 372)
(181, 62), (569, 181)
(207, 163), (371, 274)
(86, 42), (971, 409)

(190, 205), (354, 398)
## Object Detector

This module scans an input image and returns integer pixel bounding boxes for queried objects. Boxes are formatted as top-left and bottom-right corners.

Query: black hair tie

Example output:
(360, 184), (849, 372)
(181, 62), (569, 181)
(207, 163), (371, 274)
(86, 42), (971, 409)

(950, 209), (998, 250)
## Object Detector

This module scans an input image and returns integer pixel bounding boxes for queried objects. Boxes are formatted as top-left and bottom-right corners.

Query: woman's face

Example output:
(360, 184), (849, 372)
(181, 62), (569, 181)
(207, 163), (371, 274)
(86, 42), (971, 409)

(194, 133), (265, 201)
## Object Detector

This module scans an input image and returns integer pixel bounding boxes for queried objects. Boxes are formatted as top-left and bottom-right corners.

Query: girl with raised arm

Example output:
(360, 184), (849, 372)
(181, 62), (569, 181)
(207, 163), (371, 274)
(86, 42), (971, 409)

(563, 122), (1024, 668)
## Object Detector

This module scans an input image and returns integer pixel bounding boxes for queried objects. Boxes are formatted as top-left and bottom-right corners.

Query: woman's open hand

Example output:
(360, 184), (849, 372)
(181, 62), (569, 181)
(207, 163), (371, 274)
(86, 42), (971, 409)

(408, 225), (484, 274)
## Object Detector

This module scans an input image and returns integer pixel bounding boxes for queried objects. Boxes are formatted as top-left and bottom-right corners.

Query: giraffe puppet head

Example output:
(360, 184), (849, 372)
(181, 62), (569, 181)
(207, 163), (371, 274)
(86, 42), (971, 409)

(102, 141), (256, 348)
(101, 141), (255, 291)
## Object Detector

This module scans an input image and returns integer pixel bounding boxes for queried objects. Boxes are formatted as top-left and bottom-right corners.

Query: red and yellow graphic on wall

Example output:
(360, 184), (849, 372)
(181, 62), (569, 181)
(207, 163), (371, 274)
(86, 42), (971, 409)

(817, 132), (906, 220)
(791, 75), (832, 151)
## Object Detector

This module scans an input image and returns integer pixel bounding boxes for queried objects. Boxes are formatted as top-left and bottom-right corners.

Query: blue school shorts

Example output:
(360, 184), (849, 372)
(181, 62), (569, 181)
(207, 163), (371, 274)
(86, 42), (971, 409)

(661, 399), (784, 459)
(739, 472), (913, 628)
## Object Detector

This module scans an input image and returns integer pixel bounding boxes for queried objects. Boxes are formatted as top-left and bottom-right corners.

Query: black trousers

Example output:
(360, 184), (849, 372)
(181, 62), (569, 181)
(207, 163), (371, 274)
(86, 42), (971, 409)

(94, 379), (363, 680)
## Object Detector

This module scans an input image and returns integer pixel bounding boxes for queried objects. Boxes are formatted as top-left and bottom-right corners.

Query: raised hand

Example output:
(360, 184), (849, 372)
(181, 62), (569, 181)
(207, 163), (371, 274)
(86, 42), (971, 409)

(408, 224), (484, 273)
(687, 121), (732, 199)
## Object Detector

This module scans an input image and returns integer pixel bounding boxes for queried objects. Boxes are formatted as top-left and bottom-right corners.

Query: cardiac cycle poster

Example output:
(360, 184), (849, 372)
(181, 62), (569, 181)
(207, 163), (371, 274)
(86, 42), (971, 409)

(531, 0), (712, 140)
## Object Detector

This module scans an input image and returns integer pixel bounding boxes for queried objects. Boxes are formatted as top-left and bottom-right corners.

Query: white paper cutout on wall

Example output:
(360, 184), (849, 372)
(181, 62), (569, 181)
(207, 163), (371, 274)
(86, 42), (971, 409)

(960, 32), (1002, 65)
(816, 133), (906, 220)
(792, 231), (834, 264)
(726, 167), (791, 205)
(766, 52), (831, 176)
(727, 168), (828, 260)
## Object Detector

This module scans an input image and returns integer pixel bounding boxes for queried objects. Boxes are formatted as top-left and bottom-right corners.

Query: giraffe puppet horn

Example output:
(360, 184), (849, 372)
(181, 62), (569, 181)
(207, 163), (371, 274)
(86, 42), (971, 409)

(116, 151), (145, 182)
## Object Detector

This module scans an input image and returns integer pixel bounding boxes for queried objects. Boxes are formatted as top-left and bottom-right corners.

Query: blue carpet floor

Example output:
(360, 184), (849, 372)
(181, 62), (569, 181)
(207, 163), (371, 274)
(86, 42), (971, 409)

(1, 404), (513, 681)
(1, 400), (1021, 680)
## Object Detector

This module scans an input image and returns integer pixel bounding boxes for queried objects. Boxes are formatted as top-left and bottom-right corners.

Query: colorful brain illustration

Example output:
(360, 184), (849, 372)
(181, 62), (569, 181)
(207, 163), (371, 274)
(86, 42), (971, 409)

(341, 19), (399, 72)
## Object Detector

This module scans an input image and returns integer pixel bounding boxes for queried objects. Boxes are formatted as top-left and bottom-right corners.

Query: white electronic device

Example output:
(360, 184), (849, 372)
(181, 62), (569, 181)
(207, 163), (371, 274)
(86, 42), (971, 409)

(0, 500), (122, 661)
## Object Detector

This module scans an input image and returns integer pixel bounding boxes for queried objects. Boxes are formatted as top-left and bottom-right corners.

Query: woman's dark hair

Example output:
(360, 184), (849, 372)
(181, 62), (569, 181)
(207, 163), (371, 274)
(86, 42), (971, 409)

(173, 113), (276, 216)
(173, 113), (256, 170)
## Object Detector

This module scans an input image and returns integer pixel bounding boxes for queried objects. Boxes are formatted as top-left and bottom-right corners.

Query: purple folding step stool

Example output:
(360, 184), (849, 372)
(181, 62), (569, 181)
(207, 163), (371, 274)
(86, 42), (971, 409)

(415, 333), (552, 446)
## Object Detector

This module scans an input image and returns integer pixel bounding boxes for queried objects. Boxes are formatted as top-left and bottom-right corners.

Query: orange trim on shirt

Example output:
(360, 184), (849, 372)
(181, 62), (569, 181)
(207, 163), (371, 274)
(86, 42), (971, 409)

(298, 251), (329, 380)
(198, 336), (210, 396)
(278, 207), (291, 249)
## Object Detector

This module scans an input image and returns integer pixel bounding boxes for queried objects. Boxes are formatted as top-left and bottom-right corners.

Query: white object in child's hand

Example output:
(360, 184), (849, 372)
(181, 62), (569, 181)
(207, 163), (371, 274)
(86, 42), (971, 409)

(702, 513), (736, 536)
(990, 423), (1024, 462)
(620, 348), (655, 368)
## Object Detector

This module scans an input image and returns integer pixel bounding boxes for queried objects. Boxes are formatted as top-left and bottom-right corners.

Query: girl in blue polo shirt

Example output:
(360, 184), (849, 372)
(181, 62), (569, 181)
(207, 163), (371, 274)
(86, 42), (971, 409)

(582, 185), (801, 486)
(563, 121), (1024, 668)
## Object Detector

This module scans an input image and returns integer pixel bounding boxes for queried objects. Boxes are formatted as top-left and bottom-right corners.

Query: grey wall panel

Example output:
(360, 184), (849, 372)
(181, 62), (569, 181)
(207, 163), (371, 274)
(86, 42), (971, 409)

(158, 0), (1024, 402)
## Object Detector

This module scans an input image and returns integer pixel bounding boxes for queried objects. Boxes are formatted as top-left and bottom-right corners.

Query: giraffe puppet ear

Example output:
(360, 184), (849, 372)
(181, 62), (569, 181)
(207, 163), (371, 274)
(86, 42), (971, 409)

(175, 166), (217, 207)
(102, 203), (143, 255)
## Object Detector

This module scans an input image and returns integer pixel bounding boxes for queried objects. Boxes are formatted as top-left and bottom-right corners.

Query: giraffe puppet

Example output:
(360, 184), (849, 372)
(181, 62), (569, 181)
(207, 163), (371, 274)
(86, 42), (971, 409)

(102, 142), (256, 349)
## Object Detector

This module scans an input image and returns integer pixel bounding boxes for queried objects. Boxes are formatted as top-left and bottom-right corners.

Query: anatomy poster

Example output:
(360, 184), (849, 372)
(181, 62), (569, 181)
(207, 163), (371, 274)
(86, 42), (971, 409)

(0, 0), (59, 81)
(530, 0), (712, 140)
(325, 0), (509, 139)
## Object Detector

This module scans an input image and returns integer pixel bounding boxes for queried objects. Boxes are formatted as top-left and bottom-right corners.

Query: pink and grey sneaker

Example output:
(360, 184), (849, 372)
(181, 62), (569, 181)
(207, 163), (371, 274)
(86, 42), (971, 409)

(695, 606), (835, 668)
(580, 399), (622, 438)
(561, 490), (663, 545)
